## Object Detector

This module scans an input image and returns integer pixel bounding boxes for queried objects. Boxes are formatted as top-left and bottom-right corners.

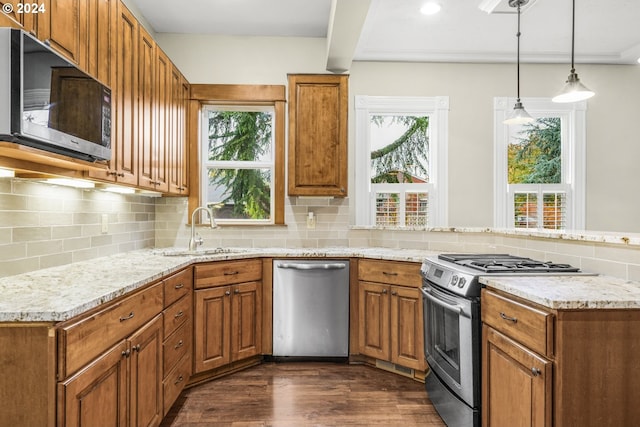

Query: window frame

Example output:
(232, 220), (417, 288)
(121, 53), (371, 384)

(354, 95), (449, 227)
(493, 97), (586, 230)
(188, 84), (285, 225)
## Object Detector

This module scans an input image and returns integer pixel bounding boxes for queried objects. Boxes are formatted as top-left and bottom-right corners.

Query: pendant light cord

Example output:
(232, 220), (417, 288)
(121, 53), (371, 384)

(516, 2), (522, 101)
(570, 0), (575, 72)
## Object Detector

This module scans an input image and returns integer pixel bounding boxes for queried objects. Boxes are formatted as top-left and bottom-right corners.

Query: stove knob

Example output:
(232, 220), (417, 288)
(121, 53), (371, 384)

(458, 277), (466, 288)
(450, 275), (458, 287)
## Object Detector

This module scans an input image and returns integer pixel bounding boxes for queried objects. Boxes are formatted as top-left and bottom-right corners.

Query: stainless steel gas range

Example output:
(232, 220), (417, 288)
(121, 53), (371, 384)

(420, 254), (587, 427)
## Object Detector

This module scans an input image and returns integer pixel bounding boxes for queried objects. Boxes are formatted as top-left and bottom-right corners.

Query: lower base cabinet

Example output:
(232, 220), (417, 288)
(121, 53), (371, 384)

(58, 314), (164, 427)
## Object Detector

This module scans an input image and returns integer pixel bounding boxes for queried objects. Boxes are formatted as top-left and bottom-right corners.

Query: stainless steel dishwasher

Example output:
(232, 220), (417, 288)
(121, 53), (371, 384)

(272, 259), (349, 358)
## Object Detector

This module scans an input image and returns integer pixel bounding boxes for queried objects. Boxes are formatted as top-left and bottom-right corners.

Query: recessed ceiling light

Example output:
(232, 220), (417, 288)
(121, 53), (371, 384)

(420, 2), (441, 15)
(637, 57), (640, 64)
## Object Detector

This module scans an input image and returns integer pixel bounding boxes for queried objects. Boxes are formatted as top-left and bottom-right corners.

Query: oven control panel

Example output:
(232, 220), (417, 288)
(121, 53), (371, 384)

(420, 258), (477, 297)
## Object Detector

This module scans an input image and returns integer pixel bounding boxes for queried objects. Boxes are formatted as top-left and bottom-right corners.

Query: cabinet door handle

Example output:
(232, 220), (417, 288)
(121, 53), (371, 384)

(174, 283), (184, 289)
(382, 289), (388, 294)
(174, 311), (184, 318)
(499, 312), (518, 323)
(132, 344), (141, 353)
(531, 367), (542, 377)
(234, 289), (240, 294)
(391, 290), (397, 296)
(119, 311), (135, 322)
(174, 340), (184, 349)
(225, 290), (231, 296)
(174, 375), (184, 385)
(121, 349), (130, 358)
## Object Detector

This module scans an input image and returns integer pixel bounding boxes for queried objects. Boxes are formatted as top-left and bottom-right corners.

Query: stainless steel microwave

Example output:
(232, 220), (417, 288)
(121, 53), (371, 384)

(0, 28), (111, 162)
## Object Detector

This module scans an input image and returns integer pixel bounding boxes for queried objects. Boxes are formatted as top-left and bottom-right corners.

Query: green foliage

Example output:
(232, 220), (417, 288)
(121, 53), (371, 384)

(207, 111), (272, 219)
(370, 116), (430, 183)
(508, 117), (561, 184)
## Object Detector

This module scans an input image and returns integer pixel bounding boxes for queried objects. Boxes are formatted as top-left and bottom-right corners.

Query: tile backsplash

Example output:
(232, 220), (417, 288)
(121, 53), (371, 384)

(0, 178), (155, 277)
(1, 177), (639, 283)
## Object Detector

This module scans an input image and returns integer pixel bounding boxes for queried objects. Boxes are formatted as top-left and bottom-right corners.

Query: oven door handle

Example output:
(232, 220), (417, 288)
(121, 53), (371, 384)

(421, 287), (467, 317)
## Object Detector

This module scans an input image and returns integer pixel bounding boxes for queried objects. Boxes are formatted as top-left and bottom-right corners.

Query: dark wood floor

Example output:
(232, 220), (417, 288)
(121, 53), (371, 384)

(160, 362), (446, 427)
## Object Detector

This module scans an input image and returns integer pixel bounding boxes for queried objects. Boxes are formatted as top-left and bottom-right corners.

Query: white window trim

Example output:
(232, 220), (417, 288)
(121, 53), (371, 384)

(493, 97), (586, 230)
(354, 95), (449, 227)
(200, 105), (276, 225)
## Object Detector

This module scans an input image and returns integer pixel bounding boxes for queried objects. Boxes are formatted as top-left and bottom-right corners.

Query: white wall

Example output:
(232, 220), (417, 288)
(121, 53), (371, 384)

(156, 33), (640, 233)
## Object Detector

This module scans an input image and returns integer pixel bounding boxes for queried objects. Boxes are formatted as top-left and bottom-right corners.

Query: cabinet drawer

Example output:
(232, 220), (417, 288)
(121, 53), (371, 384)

(481, 289), (554, 356)
(195, 259), (262, 289)
(164, 267), (193, 307)
(163, 321), (191, 374)
(163, 353), (191, 416)
(358, 259), (422, 287)
(163, 293), (191, 338)
(58, 282), (163, 379)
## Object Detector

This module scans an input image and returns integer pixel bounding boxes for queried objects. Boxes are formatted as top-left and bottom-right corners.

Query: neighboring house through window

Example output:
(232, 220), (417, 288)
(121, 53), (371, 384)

(355, 96), (449, 227)
(494, 97), (586, 231)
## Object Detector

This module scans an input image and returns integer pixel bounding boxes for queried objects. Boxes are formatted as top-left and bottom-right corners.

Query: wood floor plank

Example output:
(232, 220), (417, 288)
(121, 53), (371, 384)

(160, 362), (445, 427)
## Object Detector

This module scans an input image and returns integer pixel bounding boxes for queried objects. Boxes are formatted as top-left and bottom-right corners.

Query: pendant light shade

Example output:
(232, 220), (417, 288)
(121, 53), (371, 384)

(504, 0), (534, 125)
(552, 0), (594, 103)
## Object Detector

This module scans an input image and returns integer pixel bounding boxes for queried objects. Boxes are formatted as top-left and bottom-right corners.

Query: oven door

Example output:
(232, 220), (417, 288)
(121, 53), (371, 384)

(421, 283), (480, 408)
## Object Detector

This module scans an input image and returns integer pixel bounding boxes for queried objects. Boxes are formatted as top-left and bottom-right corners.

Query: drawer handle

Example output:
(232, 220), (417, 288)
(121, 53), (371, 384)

(175, 340), (184, 349)
(174, 375), (184, 385)
(174, 283), (184, 289)
(119, 311), (135, 322)
(531, 367), (542, 377)
(224, 271), (239, 276)
(499, 312), (518, 323)
(174, 311), (184, 318)
(382, 271), (398, 276)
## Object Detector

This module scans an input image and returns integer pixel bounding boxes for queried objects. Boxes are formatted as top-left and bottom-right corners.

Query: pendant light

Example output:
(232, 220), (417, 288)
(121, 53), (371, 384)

(552, 0), (594, 103)
(504, 0), (534, 125)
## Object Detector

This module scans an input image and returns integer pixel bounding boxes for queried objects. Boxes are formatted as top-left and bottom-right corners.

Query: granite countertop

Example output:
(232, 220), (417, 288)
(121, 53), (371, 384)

(0, 247), (438, 323)
(480, 275), (640, 310)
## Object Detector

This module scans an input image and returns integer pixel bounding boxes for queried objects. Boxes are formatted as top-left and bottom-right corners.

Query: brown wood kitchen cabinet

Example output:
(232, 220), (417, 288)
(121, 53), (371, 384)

(57, 282), (164, 427)
(193, 259), (263, 374)
(287, 74), (348, 197)
(161, 266), (193, 416)
(482, 287), (640, 427)
(357, 259), (426, 372)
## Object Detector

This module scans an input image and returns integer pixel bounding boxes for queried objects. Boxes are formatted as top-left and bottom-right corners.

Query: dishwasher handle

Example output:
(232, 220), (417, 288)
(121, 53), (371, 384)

(276, 262), (347, 271)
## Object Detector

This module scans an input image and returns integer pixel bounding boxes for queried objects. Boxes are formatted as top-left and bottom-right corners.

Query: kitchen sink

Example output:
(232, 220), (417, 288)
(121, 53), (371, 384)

(162, 248), (249, 257)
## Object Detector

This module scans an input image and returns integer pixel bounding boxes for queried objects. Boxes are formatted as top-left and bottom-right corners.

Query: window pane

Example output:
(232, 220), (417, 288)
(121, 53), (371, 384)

(508, 117), (561, 184)
(542, 192), (566, 230)
(206, 168), (271, 220)
(514, 192), (538, 228)
(406, 192), (428, 227)
(206, 110), (273, 162)
(370, 115), (430, 184)
(375, 192), (399, 226)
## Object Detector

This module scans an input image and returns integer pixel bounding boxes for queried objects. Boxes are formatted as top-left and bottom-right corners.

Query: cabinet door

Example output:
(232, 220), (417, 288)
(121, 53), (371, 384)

(168, 67), (189, 195)
(287, 74), (348, 197)
(58, 340), (128, 427)
(150, 47), (170, 193)
(231, 281), (262, 361)
(79, 0), (115, 86)
(88, 1), (137, 184)
(482, 325), (552, 427)
(358, 281), (390, 360)
(138, 25), (156, 190)
(194, 286), (232, 373)
(390, 286), (426, 370)
(129, 314), (163, 427)
(40, 0), (81, 64)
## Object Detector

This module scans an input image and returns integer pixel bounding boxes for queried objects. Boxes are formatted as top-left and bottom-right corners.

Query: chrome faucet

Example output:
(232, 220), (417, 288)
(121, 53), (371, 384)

(189, 206), (218, 251)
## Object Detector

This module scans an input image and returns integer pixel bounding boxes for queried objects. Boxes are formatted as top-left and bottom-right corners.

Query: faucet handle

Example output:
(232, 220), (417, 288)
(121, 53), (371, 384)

(194, 233), (204, 247)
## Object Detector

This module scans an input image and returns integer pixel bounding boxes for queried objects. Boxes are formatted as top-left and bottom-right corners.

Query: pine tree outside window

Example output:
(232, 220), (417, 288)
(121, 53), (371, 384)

(200, 105), (275, 224)
(494, 98), (586, 231)
(355, 96), (449, 227)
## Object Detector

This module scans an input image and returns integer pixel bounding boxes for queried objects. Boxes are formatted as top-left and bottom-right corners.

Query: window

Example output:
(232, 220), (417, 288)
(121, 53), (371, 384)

(189, 85), (285, 225)
(201, 105), (275, 224)
(494, 97), (586, 231)
(355, 96), (449, 227)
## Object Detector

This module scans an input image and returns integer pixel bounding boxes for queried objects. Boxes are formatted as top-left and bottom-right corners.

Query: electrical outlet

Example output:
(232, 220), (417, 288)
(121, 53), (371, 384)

(306, 212), (316, 229)
(101, 214), (108, 233)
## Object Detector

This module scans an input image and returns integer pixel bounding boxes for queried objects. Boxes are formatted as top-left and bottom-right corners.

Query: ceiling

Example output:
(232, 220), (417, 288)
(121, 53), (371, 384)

(128, 0), (640, 72)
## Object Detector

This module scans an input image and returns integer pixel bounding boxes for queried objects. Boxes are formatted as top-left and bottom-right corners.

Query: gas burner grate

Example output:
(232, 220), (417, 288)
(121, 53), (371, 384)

(438, 253), (581, 273)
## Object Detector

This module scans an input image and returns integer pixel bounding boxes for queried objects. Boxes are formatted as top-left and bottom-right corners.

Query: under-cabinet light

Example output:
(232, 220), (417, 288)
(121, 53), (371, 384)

(45, 178), (95, 189)
(103, 185), (136, 194)
(0, 168), (15, 178)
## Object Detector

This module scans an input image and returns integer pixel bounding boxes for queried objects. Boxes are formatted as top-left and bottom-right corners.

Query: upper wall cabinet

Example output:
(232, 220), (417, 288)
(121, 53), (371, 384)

(39, 0), (82, 64)
(287, 74), (348, 197)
